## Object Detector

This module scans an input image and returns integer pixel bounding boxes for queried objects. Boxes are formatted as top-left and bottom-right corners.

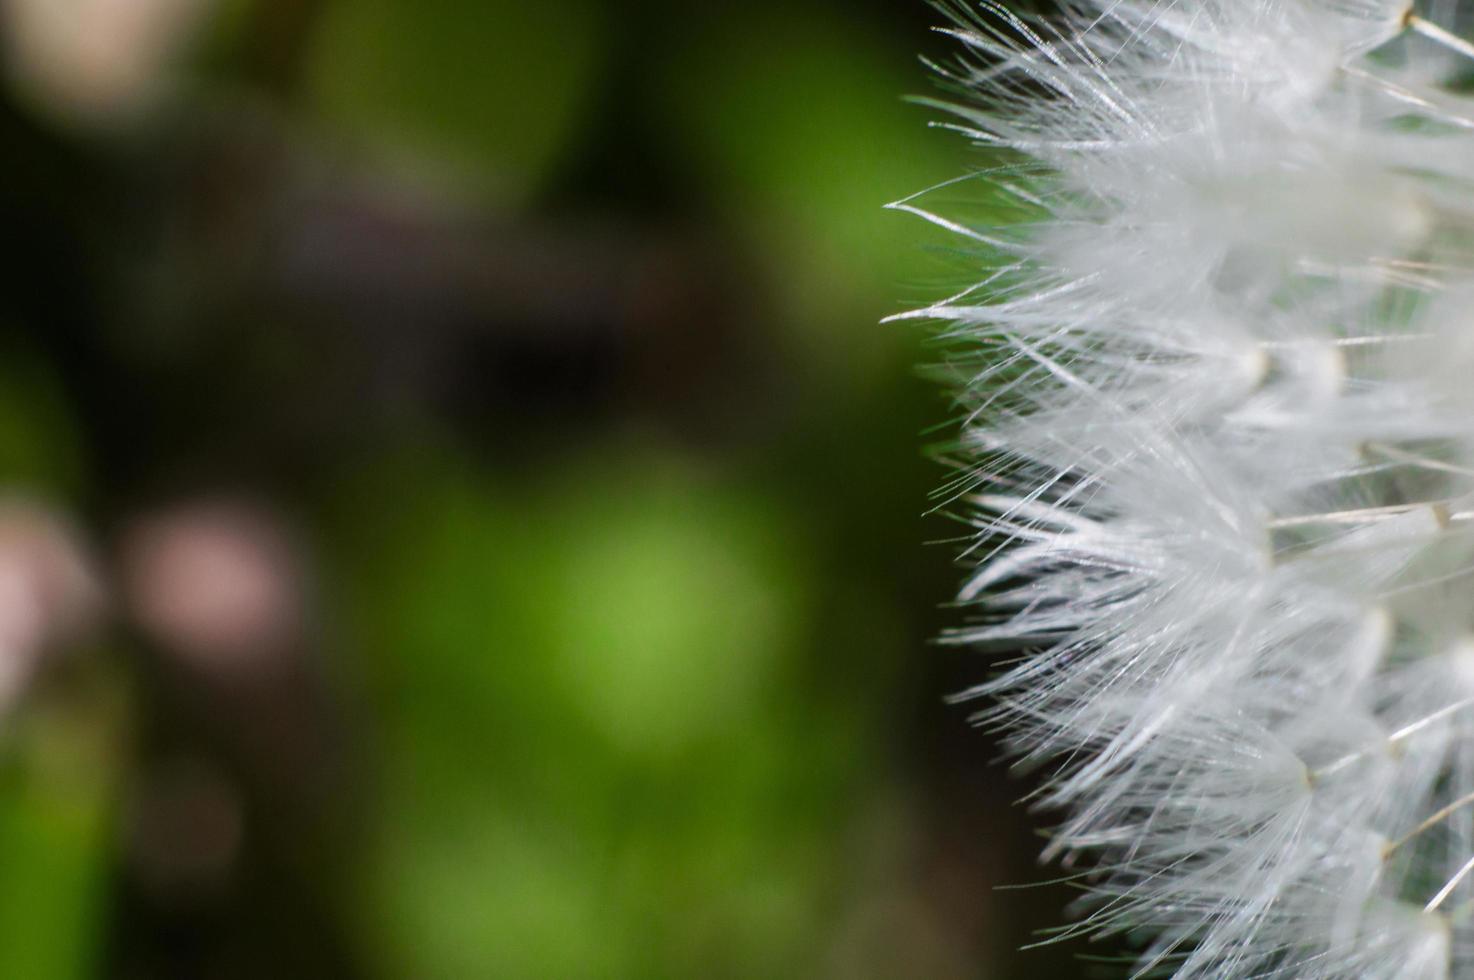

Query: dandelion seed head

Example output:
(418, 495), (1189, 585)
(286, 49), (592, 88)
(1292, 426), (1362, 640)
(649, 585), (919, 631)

(912, 0), (1474, 975)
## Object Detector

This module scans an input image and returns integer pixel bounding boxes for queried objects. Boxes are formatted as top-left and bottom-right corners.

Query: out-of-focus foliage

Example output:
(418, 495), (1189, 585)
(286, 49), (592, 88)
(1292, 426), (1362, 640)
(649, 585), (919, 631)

(0, 342), (86, 500)
(0, 663), (125, 980)
(331, 446), (906, 976)
(307, 0), (605, 204)
(0, 0), (1083, 977)
(656, 7), (963, 382)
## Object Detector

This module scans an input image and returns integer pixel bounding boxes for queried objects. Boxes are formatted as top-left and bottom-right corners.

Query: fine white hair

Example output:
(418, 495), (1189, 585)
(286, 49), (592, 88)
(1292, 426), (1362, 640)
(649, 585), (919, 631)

(901, 1), (1474, 976)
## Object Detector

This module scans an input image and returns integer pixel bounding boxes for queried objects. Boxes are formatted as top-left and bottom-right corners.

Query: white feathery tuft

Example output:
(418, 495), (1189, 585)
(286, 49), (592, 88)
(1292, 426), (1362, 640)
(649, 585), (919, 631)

(902, 1), (1474, 976)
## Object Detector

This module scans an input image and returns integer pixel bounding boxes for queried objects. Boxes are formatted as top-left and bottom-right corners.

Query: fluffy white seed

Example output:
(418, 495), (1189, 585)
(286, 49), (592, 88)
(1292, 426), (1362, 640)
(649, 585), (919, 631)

(908, 2), (1474, 976)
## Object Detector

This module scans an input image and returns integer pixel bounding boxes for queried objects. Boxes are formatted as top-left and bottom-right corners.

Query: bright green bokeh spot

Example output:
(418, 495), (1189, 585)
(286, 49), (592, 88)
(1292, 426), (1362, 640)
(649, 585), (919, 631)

(334, 445), (809, 764)
(307, 0), (603, 204)
(373, 809), (608, 978)
(335, 445), (843, 978)
(538, 466), (805, 761)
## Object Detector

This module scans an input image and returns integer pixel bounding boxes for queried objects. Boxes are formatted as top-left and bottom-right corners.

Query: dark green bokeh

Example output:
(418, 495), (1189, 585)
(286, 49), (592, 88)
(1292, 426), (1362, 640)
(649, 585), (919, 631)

(0, 0), (1082, 977)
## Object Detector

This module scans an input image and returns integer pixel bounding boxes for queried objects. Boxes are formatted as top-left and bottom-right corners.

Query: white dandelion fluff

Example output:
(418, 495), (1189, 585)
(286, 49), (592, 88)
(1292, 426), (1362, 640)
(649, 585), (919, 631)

(900, 1), (1474, 976)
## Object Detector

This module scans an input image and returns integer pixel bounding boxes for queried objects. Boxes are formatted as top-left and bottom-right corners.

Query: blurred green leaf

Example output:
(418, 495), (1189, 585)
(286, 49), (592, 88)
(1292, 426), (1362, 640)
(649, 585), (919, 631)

(534, 461), (806, 762)
(0, 343), (86, 500)
(330, 442), (887, 977)
(0, 666), (126, 980)
(307, 0), (604, 204)
(653, 9), (976, 381)
(372, 809), (608, 978)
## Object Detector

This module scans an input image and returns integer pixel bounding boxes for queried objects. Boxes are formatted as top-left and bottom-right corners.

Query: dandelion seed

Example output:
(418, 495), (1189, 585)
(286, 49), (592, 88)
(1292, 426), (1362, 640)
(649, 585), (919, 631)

(908, 2), (1474, 976)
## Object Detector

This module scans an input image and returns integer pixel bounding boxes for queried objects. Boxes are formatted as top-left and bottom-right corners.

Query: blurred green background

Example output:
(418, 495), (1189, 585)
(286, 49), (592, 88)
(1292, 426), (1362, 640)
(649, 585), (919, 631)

(0, 0), (1078, 976)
